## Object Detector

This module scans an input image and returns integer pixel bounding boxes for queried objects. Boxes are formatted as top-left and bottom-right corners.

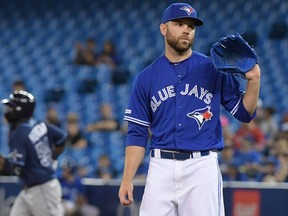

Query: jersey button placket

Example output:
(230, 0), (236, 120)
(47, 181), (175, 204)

(178, 105), (182, 127)
(175, 74), (183, 148)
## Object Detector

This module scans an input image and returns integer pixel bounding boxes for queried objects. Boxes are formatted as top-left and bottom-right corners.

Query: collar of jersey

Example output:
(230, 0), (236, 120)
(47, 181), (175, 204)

(163, 53), (193, 65)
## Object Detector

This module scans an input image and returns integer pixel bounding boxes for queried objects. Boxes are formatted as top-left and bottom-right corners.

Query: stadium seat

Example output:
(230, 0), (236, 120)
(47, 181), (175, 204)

(268, 21), (288, 39)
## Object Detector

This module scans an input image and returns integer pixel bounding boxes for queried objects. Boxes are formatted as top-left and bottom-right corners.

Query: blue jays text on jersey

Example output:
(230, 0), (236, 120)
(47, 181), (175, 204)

(124, 52), (255, 151)
(150, 84), (213, 112)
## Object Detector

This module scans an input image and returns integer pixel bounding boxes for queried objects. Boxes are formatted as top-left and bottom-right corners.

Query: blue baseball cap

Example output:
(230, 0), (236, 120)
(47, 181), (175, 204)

(161, 3), (203, 26)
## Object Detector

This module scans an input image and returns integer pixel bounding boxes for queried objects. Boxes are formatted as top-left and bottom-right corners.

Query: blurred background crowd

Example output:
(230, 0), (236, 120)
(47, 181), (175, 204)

(0, 0), (287, 214)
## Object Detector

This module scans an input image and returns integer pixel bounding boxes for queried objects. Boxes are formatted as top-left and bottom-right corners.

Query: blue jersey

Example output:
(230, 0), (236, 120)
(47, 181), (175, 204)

(8, 119), (67, 187)
(124, 52), (255, 151)
(59, 176), (85, 201)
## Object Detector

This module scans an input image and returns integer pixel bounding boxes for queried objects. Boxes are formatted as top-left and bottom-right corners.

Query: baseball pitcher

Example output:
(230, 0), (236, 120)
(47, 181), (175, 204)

(118, 2), (260, 216)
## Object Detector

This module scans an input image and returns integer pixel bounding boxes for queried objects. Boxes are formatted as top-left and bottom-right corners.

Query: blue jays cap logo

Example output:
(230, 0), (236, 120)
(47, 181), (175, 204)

(180, 6), (194, 15)
(161, 3), (203, 25)
(187, 106), (213, 130)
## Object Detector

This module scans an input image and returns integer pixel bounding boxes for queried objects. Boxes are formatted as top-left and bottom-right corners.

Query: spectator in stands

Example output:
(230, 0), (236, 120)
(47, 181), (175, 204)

(77, 166), (90, 179)
(222, 163), (248, 181)
(232, 120), (266, 151)
(86, 103), (120, 132)
(218, 144), (241, 179)
(97, 39), (132, 84)
(96, 40), (119, 71)
(256, 106), (279, 142)
(59, 158), (83, 215)
(74, 38), (98, 66)
(95, 154), (117, 179)
(258, 159), (278, 182)
(258, 140), (279, 182)
(59, 158), (100, 216)
(46, 106), (62, 128)
(66, 112), (88, 149)
(279, 111), (288, 140)
(12, 79), (26, 91)
(273, 139), (288, 182)
(275, 153), (288, 182)
(233, 136), (262, 181)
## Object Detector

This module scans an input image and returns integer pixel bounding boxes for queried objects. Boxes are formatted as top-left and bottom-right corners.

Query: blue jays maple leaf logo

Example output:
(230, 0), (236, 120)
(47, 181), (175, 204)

(180, 6), (194, 15)
(187, 106), (213, 130)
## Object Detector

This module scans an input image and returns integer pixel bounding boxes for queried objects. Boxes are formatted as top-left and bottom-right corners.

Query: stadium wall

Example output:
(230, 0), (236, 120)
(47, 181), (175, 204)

(1, 177), (288, 216)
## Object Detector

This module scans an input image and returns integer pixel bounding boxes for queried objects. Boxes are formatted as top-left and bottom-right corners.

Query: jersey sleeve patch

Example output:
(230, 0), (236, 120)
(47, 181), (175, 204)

(125, 109), (132, 114)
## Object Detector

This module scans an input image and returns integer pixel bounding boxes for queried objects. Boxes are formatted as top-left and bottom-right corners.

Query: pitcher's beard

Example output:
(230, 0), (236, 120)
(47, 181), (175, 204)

(167, 37), (193, 53)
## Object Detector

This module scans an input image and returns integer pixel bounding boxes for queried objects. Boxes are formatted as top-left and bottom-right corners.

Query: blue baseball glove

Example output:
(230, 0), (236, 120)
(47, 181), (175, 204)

(210, 34), (259, 79)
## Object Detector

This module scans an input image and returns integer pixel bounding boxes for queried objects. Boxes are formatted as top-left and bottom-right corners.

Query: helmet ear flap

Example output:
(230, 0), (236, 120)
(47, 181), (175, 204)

(4, 106), (19, 124)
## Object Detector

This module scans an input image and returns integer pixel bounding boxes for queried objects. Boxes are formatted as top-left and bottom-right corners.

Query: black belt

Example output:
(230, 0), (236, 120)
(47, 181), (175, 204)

(151, 149), (211, 160)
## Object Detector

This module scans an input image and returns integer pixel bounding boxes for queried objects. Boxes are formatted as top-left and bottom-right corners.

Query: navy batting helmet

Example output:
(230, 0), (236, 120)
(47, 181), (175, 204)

(2, 90), (35, 124)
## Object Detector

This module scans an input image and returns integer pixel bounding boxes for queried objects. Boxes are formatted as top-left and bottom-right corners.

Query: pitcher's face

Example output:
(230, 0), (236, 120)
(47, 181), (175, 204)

(163, 18), (195, 52)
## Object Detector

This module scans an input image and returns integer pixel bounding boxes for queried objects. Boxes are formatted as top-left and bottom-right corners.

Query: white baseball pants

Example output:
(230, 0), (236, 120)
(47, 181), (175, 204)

(9, 178), (64, 216)
(140, 151), (225, 216)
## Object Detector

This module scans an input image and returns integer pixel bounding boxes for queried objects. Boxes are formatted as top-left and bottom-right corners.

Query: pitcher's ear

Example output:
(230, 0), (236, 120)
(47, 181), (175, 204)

(160, 23), (167, 36)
